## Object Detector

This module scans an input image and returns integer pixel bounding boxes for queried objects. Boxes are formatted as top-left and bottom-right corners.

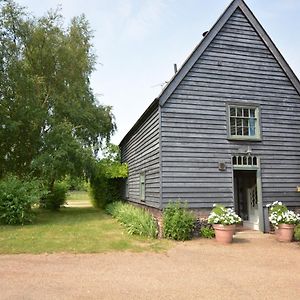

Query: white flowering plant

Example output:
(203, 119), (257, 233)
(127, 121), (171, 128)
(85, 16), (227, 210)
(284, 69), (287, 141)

(267, 201), (300, 227)
(208, 204), (242, 225)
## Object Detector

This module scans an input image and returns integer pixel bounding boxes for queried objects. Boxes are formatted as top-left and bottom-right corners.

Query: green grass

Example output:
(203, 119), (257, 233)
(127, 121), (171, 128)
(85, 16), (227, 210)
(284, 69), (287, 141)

(0, 207), (173, 254)
(106, 201), (158, 238)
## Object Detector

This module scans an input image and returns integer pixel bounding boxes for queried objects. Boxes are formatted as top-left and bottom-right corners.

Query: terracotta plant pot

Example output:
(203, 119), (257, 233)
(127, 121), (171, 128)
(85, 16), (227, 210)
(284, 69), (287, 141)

(275, 224), (295, 242)
(213, 224), (236, 244)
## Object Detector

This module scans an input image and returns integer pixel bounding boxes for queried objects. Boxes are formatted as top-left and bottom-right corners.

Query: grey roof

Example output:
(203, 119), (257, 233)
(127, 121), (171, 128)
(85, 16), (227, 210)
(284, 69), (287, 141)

(120, 0), (300, 146)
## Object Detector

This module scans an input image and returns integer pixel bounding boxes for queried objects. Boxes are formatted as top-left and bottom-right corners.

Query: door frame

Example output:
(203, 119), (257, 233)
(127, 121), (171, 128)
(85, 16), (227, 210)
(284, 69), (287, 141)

(232, 157), (264, 232)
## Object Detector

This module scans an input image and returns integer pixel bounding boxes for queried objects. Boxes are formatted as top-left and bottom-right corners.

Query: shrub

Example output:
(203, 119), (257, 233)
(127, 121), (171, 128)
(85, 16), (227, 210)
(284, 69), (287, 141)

(0, 175), (46, 225)
(89, 155), (128, 209)
(40, 182), (68, 211)
(163, 201), (195, 241)
(294, 224), (300, 241)
(106, 201), (158, 238)
(199, 226), (215, 239)
(90, 177), (123, 209)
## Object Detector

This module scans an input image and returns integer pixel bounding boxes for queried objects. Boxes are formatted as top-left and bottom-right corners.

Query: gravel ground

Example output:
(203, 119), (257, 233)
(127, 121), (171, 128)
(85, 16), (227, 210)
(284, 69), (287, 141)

(1, 231), (299, 300)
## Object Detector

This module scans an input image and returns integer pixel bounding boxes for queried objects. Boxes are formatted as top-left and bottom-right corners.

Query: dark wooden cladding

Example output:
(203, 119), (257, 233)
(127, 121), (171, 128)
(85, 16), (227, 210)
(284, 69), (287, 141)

(120, 107), (160, 208)
(160, 8), (300, 208)
(120, 2), (300, 218)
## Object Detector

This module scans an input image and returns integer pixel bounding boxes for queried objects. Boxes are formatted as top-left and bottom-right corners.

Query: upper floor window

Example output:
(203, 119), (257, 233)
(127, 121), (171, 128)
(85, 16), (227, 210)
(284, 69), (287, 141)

(228, 105), (261, 140)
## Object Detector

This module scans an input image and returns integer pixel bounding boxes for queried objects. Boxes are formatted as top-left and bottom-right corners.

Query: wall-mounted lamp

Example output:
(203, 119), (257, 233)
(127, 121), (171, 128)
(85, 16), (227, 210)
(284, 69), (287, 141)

(218, 162), (226, 171)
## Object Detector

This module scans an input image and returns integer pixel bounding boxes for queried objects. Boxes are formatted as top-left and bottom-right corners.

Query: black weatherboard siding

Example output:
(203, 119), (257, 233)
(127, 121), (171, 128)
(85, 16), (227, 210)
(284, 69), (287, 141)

(120, 101), (160, 208)
(120, 0), (300, 212)
(161, 7), (300, 208)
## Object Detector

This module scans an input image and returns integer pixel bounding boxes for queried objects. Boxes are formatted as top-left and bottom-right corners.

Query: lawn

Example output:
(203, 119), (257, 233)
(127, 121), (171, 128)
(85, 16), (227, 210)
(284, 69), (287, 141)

(0, 207), (172, 254)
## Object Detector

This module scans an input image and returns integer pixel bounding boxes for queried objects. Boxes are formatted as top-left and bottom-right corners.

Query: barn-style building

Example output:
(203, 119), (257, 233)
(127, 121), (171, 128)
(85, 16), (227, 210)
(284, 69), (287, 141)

(119, 0), (300, 232)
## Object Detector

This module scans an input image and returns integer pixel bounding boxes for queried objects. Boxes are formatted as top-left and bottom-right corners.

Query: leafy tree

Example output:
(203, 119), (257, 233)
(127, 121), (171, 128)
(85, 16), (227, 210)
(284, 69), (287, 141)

(90, 144), (128, 208)
(0, 1), (116, 189)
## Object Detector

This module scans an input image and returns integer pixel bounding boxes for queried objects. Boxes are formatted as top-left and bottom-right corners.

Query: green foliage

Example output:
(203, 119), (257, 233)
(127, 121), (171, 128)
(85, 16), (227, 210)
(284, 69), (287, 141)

(267, 201), (300, 226)
(0, 175), (46, 225)
(267, 201), (288, 215)
(90, 144), (128, 208)
(31, 122), (96, 185)
(40, 182), (69, 211)
(199, 226), (215, 239)
(98, 144), (128, 179)
(0, 1), (115, 183)
(106, 202), (158, 238)
(90, 177), (123, 209)
(294, 224), (300, 241)
(163, 201), (195, 241)
(208, 204), (242, 225)
(63, 176), (89, 191)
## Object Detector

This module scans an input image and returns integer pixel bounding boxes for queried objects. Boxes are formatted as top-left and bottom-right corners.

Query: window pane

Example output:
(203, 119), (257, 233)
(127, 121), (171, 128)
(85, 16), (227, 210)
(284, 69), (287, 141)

(237, 108), (242, 116)
(238, 156), (242, 165)
(248, 156), (252, 165)
(236, 118), (242, 127)
(230, 118), (235, 135)
(236, 118), (242, 135)
(253, 157), (257, 165)
(250, 109), (255, 117)
(231, 126), (236, 135)
(244, 109), (249, 117)
(249, 118), (256, 136)
(230, 107), (236, 117)
(232, 156), (237, 165)
(243, 127), (249, 136)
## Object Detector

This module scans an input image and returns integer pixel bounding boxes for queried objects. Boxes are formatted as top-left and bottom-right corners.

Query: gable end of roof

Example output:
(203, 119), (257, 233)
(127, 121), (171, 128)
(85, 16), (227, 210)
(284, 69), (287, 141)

(158, 0), (300, 107)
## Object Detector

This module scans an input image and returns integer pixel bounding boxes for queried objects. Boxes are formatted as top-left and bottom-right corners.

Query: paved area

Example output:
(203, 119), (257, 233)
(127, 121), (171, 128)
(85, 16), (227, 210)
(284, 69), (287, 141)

(1, 232), (300, 300)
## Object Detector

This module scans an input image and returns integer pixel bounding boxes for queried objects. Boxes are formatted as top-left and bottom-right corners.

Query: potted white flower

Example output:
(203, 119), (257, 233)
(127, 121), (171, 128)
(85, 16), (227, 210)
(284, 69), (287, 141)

(208, 204), (242, 244)
(267, 201), (300, 242)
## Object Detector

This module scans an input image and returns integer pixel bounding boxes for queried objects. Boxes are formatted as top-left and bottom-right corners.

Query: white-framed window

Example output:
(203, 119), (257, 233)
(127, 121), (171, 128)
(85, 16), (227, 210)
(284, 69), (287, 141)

(139, 172), (145, 201)
(228, 105), (261, 140)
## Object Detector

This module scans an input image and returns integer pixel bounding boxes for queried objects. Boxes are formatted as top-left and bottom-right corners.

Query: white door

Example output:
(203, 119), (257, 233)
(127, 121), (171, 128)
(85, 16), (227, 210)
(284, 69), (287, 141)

(244, 185), (259, 230)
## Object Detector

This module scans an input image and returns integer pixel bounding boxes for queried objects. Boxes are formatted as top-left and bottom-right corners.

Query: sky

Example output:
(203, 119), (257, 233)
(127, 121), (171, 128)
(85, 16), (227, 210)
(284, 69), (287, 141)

(17, 0), (300, 144)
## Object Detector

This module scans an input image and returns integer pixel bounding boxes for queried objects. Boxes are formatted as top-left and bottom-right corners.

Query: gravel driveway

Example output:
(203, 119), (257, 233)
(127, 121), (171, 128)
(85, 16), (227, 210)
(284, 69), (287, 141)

(1, 231), (299, 300)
